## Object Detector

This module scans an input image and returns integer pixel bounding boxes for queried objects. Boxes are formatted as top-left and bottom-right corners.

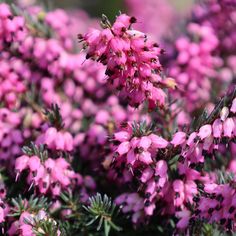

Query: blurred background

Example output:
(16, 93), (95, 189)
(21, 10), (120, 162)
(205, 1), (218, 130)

(12, 0), (195, 44)
(54, 0), (194, 18)
(39, 0), (194, 19)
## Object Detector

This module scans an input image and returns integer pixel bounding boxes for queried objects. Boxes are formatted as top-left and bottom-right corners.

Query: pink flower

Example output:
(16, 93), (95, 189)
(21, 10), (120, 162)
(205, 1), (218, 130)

(116, 141), (131, 156)
(212, 119), (223, 138)
(15, 155), (29, 173)
(149, 134), (168, 148)
(114, 131), (131, 142)
(80, 13), (171, 108)
(44, 127), (57, 148)
(28, 155), (41, 172)
(176, 209), (191, 229)
(169, 22), (220, 112)
(231, 98), (236, 113)
(144, 203), (155, 216)
(223, 118), (235, 138)
(0, 3), (11, 19)
(55, 132), (65, 150)
(140, 167), (154, 183)
(220, 107), (230, 121)
(39, 127), (74, 152)
(138, 151), (153, 165)
(198, 124), (212, 140)
(171, 132), (186, 147)
(173, 180), (185, 207)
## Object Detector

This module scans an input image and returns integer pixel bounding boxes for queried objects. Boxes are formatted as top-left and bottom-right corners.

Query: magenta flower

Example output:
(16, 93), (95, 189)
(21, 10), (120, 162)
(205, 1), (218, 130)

(112, 121), (168, 167)
(37, 127), (74, 152)
(0, 0), (236, 234)
(80, 13), (174, 109)
(15, 143), (80, 196)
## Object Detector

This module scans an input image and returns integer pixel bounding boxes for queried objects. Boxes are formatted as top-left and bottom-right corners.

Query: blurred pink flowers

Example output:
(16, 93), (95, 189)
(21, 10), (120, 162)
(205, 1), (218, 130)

(0, 0), (236, 235)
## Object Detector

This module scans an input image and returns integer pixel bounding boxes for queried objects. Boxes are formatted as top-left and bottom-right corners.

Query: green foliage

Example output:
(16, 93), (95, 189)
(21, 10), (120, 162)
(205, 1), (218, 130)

(58, 191), (87, 235)
(60, 191), (83, 220)
(84, 193), (122, 236)
(58, 192), (121, 236)
(9, 195), (48, 217)
(100, 14), (112, 29)
(25, 215), (60, 236)
(44, 103), (64, 130)
(22, 142), (48, 161)
(188, 220), (232, 236)
(131, 120), (154, 137)
(216, 170), (234, 184)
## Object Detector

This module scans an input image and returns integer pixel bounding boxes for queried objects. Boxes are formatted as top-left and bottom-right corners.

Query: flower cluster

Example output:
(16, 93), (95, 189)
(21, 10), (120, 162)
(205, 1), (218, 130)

(15, 151), (79, 196)
(112, 121), (168, 166)
(80, 13), (173, 109)
(110, 121), (199, 223)
(169, 23), (220, 111)
(0, 108), (24, 168)
(0, 3), (26, 47)
(192, 182), (236, 231)
(0, 0), (236, 235)
(115, 193), (145, 224)
(109, 91), (236, 228)
(0, 3), (28, 109)
(193, 0), (236, 55)
(37, 127), (74, 152)
(177, 98), (236, 164)
(0, 52), (26, 109)
(7, 196), (62, 235)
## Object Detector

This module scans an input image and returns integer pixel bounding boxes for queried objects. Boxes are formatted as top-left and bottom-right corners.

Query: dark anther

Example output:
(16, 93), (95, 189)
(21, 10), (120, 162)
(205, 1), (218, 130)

(154, 175), (160, 182)
(86, 54), (91, 59)
(32, 171), (37, 177)
(220, 218), (226, 225)
(216, 194), (224, 202)
(130, 17), (137, 24)
(195, 209), (201, 215)
(121, 27), (126, 32)
(0, 189), (5, 194)
(175, 192), (180, 198)
(193, 196), (200, 202)
(208, 208), (214, 214)
(160, 49), (165, 54)
(105, 69), (115, 76)
(215, 204), (222, 211)
(145, 192), (151, 198)
(229, 206), (235, 213)
(77, 34), (83, 40)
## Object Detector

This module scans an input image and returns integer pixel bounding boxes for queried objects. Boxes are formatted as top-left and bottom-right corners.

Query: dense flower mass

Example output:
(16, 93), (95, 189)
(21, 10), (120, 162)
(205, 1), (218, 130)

(169, 23), (220, 111)
(15, 153), (78, 195)
(0, 0), (236, 235)
(193, 0), (236, 55)
(80, 13), (174, 109)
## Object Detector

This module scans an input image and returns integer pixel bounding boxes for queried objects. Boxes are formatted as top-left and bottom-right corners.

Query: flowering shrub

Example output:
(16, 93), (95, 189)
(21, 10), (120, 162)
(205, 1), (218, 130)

(80, 14), (170, 109)
(0, 0), (236, 235)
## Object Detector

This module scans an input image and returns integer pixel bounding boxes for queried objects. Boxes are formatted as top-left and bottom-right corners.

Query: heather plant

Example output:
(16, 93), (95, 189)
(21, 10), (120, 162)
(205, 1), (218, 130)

(0, 0), (236, 235)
